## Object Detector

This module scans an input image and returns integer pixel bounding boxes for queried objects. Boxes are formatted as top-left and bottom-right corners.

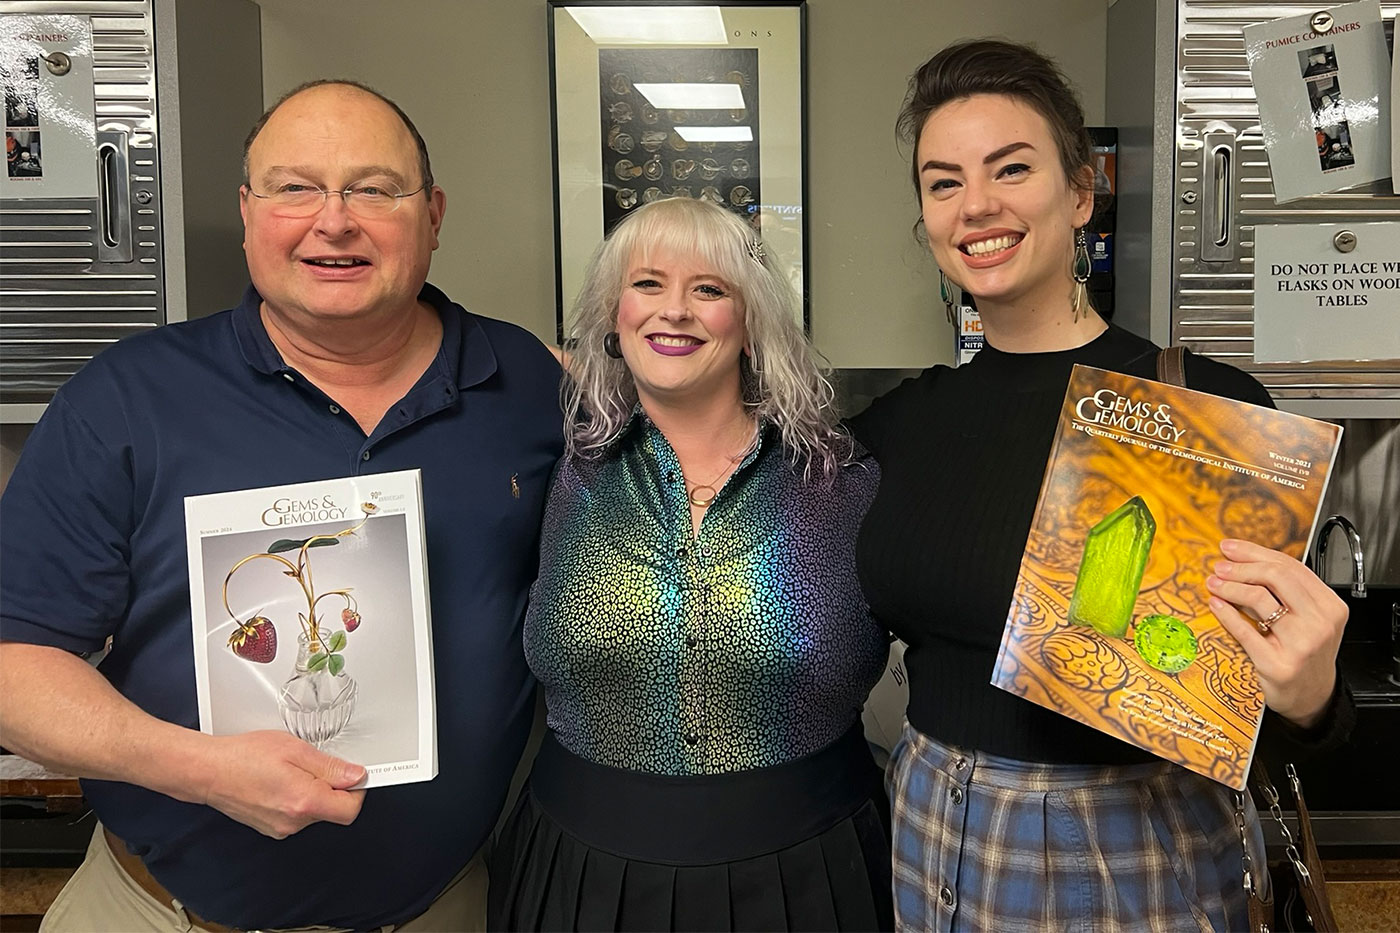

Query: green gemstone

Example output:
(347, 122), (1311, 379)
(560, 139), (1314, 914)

(1067, 496), (1156, 638)
(1074, 246), (1093, 281)
(1133, 614), (1199, 673)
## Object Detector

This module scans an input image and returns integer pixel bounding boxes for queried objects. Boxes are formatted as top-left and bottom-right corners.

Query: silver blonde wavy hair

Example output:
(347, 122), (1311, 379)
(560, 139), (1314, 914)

(562, 197), (847, 481)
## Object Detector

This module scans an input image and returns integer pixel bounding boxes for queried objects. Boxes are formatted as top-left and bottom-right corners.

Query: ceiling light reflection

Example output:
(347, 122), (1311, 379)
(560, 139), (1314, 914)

(566, 7), (728, 44)
(634, 83), (745, 110)
(674, 126), (754, 142)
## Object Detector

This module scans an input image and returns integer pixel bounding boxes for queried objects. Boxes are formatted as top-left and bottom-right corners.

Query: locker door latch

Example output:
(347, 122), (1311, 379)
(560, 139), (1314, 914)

(41, 52), (71, 76)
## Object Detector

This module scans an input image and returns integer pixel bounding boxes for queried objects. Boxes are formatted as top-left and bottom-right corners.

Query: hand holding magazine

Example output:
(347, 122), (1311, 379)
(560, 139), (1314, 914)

(991, 366), (1342, 789)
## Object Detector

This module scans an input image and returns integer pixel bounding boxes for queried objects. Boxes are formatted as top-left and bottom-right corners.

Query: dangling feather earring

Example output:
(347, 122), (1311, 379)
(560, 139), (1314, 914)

(1071, 227), (1092, 323)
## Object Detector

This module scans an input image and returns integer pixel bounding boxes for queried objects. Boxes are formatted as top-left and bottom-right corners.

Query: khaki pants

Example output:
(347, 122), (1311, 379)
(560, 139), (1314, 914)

(41, 823), (488, 932)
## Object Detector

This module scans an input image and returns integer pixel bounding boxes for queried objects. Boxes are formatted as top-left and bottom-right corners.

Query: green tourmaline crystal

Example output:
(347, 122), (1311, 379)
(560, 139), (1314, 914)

(1067, 496), (1156, 638)
(1133, 614), (1199, 673)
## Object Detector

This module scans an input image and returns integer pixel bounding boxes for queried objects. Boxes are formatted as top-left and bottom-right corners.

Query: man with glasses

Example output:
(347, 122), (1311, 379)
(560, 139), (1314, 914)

(0, 80), (562, 931)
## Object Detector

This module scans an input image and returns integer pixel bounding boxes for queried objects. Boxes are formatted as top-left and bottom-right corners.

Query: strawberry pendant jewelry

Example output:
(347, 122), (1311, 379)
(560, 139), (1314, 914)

(227, 615), (278, 663)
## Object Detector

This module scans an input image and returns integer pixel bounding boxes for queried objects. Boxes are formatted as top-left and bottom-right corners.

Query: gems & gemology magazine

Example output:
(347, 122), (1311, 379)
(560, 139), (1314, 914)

(185, 470), (436, 787)
(991, 366), (1342, 789)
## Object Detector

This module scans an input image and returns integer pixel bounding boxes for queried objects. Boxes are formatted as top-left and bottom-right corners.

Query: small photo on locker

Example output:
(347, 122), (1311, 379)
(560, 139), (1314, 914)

(5, 130), (42, 178)
(4, 85), (39, 127)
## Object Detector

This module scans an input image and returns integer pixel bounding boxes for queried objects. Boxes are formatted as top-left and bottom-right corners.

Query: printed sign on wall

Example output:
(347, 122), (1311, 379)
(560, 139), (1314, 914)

(1, 14), (97, 200)
(1254, 222), (1400, 363)
(1243, 0), (1391, 203)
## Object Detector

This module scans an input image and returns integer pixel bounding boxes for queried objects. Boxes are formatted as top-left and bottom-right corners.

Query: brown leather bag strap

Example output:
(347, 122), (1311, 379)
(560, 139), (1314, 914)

(1288, 764), (1339, 931)
(1249, 761), (1339, 932)
(1247, 881), (1275, 933)
(1234, 787), (1275, 932)
(1156, 345), (1187, 387)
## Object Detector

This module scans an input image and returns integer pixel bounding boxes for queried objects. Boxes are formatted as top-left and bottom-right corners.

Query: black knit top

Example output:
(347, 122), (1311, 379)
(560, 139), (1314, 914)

(851, 323), (1353, 765)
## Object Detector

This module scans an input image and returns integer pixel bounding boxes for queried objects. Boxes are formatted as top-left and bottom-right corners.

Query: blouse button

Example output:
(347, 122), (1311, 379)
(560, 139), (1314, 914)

(361, 451), (371, 461)
(940, 886), (955, 908)
(676, 546), (687, 558)
(685, 734), (699, 746)
(685, 636), (698, 648)
(950, 787), (964, 805)
(665, 471), (676, 483)
(328, 404), (340, 414)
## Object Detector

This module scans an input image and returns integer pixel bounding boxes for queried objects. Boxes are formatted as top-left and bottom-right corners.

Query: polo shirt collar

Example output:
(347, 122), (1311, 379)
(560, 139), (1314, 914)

(231, 282), (498, 391)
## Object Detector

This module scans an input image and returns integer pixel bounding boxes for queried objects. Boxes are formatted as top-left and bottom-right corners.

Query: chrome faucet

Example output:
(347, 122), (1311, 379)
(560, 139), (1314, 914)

(1310, 514), (1366, 598)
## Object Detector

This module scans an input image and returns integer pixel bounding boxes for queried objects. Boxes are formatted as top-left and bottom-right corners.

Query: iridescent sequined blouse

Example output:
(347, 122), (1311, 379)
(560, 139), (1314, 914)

(524, 416), (887, 776)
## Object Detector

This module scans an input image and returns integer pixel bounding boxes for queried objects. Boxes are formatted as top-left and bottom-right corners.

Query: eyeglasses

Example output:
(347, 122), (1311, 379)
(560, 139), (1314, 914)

(245, 180), (430, 218)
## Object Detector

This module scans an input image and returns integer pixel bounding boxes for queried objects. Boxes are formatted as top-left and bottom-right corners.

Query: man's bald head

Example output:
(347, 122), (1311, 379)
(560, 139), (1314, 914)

(242, 79), (434, 196)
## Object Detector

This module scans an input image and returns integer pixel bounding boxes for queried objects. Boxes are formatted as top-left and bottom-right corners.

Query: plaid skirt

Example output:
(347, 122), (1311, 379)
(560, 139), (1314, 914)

(887, 723), (1267, 933)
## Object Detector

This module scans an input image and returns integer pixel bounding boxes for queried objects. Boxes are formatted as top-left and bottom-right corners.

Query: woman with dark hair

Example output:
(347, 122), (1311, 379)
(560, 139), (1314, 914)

(851, 39), (1353, 931)
(489, 197), (892, 932)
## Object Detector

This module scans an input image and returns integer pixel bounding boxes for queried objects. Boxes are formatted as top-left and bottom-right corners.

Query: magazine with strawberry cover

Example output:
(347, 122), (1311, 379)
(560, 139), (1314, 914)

(185, 470), (436, 788)
(990, 366), (1342, 790)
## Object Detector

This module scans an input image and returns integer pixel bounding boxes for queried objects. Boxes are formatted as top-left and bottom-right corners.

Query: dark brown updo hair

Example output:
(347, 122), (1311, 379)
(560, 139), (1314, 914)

(896, 39), (1094, 198)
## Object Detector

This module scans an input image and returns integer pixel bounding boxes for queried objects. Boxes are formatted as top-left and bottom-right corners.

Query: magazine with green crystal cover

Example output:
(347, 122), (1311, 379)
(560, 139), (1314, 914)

(990, 365), (1342, 789)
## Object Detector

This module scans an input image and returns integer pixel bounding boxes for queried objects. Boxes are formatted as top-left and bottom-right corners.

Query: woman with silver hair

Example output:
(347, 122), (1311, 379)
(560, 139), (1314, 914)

(489, 197), (893, 932)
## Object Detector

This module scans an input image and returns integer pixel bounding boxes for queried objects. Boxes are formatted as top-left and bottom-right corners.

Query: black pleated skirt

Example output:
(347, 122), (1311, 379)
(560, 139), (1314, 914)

(487, 725), (893, 932)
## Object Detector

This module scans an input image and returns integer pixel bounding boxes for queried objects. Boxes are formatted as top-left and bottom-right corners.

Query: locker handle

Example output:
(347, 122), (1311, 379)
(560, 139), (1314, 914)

(1210, 144), (1231, 247)
(96, 131), (133, 263)
(1200, 134), (1235, 263)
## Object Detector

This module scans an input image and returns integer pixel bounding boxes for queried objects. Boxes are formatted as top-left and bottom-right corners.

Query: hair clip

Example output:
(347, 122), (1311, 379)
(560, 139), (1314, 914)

(747, 238), (767, 265)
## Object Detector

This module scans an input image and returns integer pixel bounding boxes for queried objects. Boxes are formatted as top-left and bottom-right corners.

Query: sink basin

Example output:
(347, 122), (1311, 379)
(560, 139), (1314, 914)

(1291, 587), (1399, 819)
(1333, 585), (1398, 643)
(1337, 642), (1399, 701)
(1329, 585), (1399, 698)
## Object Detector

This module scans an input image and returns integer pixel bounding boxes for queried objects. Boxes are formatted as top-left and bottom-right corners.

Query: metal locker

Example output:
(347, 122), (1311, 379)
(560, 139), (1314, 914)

(0, 0), (261, 422)
(1108, 0), (1399, 418)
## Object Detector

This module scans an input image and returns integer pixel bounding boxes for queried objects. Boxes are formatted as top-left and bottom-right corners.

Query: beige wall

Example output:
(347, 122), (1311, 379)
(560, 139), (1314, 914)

(258, 0), (559, 341)
(804, 1), (1105, 367)
(254, 0), (1107, 368)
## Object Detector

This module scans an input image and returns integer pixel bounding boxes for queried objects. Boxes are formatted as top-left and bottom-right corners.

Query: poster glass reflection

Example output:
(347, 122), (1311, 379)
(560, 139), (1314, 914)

(549, 1), (807, 337)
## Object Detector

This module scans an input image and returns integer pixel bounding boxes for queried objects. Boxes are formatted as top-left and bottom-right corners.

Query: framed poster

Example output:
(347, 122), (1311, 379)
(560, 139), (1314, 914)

(548, 1), (807, 339)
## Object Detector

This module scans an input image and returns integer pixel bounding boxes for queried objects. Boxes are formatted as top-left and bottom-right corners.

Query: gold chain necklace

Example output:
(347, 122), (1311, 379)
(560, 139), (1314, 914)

(685, 459), (740, 508)
(682, 424), (754, 508)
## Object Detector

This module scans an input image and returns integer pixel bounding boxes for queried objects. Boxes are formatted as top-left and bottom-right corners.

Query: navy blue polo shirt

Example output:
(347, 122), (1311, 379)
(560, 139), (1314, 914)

(0, 284), (563, 930)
